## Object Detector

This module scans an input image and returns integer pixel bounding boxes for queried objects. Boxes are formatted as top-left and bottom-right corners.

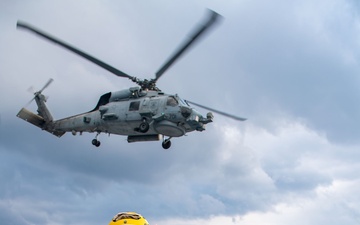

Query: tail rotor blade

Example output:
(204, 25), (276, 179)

(186, 100), (247, 121)
(27, 86), (35, 94)
(24, 97), (35, 108)
(40, 78), (53, 93)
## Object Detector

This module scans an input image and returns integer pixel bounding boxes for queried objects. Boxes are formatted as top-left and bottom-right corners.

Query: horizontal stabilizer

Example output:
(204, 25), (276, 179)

(17, 107), (45, 127)
(17, 108), (65, 137)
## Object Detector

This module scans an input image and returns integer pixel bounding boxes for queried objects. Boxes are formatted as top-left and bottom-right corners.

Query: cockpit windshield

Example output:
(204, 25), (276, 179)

(178, 97), (189, 106)
(166, 96), (178, 106)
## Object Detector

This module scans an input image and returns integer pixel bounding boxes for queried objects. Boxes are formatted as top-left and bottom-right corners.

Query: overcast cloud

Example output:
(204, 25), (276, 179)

(1, 0), (360, 224)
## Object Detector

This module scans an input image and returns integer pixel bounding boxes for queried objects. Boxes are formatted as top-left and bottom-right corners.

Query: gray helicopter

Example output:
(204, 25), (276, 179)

(16, 10), (246, 149)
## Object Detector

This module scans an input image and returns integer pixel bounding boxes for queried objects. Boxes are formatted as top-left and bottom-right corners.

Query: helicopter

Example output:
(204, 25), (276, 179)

(16, 10), (246, 149)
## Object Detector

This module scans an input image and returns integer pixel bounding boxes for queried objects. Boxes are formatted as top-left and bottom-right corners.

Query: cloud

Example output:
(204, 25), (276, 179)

(1, 0), (360, 225)
(153, 120), (360, 225)
(161, 178), (360, 225)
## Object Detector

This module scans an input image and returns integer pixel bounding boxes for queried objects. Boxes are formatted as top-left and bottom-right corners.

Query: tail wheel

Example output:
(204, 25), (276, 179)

(92, 139), (101, 147)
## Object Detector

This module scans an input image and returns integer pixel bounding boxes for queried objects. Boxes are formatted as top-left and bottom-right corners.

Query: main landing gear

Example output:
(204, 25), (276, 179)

(92, 133), (101, 147)
(162, 137), (172, 149)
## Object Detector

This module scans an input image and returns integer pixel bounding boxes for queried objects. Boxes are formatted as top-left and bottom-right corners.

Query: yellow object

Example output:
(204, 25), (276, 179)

(108, 212), (149, 225)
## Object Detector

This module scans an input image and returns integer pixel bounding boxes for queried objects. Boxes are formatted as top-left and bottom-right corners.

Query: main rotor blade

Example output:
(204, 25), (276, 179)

(17, 21), (134, 80)
(186, 100), (247, 121)
(154, 9), (221, 81)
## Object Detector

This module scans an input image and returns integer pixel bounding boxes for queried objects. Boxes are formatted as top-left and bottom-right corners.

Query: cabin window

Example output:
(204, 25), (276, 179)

(166, 96), (178, 106)
(129, 101), (140, 111)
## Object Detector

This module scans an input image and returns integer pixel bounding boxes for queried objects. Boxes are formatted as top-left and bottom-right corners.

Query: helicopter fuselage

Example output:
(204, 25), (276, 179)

(55, 87), (212, 137)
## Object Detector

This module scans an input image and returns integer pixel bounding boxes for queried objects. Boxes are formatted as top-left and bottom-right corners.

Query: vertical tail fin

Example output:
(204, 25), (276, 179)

(17, 78), (65, 137)
(33, 92), (54, 122)
(25, 78), (54, 122)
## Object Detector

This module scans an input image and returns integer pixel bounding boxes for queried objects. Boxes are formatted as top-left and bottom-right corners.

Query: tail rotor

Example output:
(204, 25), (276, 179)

(25, 78), (53, 107)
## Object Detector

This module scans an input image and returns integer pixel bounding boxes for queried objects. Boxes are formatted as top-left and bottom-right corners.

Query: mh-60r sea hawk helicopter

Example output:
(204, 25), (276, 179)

(16, 10), (246, 149)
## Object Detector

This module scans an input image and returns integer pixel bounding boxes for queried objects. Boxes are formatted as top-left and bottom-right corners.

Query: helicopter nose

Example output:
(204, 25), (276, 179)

(181, 108), (207, 131)
(190, 110), (203, 123)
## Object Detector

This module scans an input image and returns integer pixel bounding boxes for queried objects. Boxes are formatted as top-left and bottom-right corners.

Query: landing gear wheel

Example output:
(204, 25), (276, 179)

(139, 122), (149, 133)
(162, 140), (171, 149)
(92, 139), (101, 147)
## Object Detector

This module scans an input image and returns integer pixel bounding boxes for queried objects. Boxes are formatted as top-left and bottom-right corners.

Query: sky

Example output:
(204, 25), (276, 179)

(1, 0), (360, 224)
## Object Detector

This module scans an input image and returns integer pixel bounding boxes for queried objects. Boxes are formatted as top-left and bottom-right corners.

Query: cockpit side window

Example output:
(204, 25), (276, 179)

(166, 96), (178, 106)
(129, 101), (140, 111)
